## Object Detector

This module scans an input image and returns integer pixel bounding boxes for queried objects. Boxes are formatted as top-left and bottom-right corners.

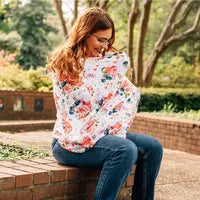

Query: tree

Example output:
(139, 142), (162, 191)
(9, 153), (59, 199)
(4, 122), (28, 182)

(127, 0), (139, 81)
(53, 0), (68, 39)
(10, 0), (57, 69)
(128, 0), (200, 87)
(86, 0), (110, 10)
(0, 1), (21, 53)
(54, 0), (111, 41)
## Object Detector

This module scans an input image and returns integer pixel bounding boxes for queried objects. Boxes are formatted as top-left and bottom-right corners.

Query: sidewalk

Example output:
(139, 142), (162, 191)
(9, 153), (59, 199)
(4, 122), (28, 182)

(0, 130), (200, 200)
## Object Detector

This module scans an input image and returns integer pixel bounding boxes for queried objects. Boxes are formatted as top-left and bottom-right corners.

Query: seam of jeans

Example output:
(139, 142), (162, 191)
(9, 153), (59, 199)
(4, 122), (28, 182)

(142, 151), (148, 200)
(96, 147), (129, 200)
(96, 159), (111, 200)
(52, 138), (57, 150)
(93, 144), (129, 152)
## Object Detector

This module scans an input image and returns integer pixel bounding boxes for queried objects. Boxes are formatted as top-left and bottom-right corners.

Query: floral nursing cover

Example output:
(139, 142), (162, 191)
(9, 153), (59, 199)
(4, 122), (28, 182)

(51, 52), (141, 153)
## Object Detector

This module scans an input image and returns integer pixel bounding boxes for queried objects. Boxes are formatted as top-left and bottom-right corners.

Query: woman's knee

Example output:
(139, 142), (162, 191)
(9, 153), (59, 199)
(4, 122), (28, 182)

(97, 135), (138, 165)
(116, 139), (138, 166)
(149, 137), (163, 160)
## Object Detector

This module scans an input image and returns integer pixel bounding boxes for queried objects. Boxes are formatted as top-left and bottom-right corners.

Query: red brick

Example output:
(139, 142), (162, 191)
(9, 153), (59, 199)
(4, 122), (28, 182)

(179, 126), (188, 133)
(16, 175), (32, 188)
(86, 180), (98, 192)
(34, 164), (66, 183)
(48, 162), (68, 169)
(34, 172), (49, 185)
(83, 168), (101, 180)
(29, 157), (54, 165)
(15, 189), (33, 200)
(32, 186), (50, 200)
(13, 165), (49, 185)
(14, 159), (39, 166)
(0, 188), (32, 200)
(66, 167), (82, 181)
(44, 156), (57, 162)
(32, 184), (67, 200)
(0, 173), (14, 191)
(192, 131), (200, 139)
(47, 184), (68, 198)
(87, 192), (95, 200)
(66, 182), (86, 194)
(0, 167), (32, 188)
(197, 140), (200, 145)
(0, 190), (16, 200)
(0, 161), (20, 168)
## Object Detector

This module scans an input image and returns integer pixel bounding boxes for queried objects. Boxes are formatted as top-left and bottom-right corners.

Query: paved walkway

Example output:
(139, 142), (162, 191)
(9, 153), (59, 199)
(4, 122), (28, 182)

(0, 130), (200, 200)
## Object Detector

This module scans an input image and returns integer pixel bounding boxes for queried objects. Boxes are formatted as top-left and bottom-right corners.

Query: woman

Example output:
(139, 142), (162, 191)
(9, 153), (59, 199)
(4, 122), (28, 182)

(47, 7), (163, 200)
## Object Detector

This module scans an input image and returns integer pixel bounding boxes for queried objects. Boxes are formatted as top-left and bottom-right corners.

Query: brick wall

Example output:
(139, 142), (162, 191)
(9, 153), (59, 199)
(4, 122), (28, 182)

(1, 90), (199, 155)
(129, 113), (200, 155)
(0, 157), (135, 200)
(0, 90), (56, 120)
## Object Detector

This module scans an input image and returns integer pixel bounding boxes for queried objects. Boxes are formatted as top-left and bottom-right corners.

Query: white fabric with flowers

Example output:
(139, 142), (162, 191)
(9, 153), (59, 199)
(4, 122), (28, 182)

(51, 52), (141, 153)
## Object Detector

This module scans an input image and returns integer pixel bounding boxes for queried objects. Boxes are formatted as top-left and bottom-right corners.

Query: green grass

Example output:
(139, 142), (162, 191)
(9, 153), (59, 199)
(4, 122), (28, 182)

(139, 87), (200, 95)
(143, 102), (200, 121)
(147, 110), (200, 121)
(0, 142), (49, 160)
(144, 102), (200, 121)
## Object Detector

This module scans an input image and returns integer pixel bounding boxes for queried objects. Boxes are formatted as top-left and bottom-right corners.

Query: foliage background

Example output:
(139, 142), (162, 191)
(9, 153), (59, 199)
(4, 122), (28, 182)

(0, 0), (199, 121)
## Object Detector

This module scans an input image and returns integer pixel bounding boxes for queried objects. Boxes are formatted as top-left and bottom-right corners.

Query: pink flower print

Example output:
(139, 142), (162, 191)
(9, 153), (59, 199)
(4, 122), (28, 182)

(114, 101), (123, 111)
(64, 84), (72, 94)
(77, 100), (92, 119)
(85, 119), (96, 133)
(87, 86), (94, 93)
(125, 86), (131, 93)
(88, 74), (95, 78)
(105, 93), (113, 101)
(106, 65), (117, 78)
(112, 122), (122, 129)
(63, 120), (72, 132)
(81, 136), (94, 148)
(108, 122), (122, 135)
(121, 79), (129, 87)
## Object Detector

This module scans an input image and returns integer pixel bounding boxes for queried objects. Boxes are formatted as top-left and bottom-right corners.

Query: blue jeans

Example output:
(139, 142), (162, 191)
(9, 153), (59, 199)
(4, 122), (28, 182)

(52, 132), (163, 200)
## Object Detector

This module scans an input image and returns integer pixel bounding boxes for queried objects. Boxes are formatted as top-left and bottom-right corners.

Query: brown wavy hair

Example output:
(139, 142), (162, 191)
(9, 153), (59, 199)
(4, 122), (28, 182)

(47, 7), (115, 83)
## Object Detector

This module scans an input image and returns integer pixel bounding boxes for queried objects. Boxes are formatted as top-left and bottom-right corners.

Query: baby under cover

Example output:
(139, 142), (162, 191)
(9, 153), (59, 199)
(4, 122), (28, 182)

(51, 52), (141, 153)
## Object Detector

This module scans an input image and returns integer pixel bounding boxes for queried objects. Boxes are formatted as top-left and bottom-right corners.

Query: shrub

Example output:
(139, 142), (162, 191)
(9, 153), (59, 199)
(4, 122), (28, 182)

(138, 88), (200, 112)
(152, 56), (198, 88)
(26, 68), (52, 92)
(0, 50), (16, 67)
(0, 63), (52, 91)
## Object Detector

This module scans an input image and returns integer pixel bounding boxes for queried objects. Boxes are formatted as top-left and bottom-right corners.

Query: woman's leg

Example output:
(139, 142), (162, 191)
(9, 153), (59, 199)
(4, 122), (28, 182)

(126, 132), (163, 200)
(52, 135), (138, 200)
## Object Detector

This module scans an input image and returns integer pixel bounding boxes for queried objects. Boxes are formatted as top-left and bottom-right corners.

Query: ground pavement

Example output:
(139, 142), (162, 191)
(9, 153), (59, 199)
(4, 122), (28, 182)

(0, 130), (199, 200)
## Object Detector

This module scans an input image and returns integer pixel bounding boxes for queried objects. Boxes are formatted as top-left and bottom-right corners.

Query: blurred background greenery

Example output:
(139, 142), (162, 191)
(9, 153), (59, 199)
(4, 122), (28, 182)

(0, 0), (200, 120)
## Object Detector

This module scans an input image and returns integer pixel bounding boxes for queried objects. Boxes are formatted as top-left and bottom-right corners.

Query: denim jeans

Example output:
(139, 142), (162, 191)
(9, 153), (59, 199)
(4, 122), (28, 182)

(52, 132), (163, 200)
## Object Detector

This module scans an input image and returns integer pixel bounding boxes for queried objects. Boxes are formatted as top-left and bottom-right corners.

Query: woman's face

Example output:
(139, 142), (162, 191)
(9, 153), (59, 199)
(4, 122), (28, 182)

(85, 28), (112, 58)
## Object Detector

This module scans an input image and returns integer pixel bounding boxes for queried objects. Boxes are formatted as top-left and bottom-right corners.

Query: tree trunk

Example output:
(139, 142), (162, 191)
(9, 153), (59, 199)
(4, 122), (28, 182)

(142, 0), (200, 87)
(127, 0), (139, 82)
(134, 0), (152, 86)
(87, 0), (110, 11)
(71, 0), (79, 26)
(54, 0), (68, 39)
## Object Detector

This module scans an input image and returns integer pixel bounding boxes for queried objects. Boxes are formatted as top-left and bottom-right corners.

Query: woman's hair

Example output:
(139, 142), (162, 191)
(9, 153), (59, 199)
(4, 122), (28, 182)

(47, 7), (115, 82)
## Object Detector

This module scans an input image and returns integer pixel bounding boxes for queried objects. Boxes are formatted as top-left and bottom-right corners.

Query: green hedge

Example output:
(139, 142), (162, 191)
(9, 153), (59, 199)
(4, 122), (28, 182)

(138, 88), (200, 112)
